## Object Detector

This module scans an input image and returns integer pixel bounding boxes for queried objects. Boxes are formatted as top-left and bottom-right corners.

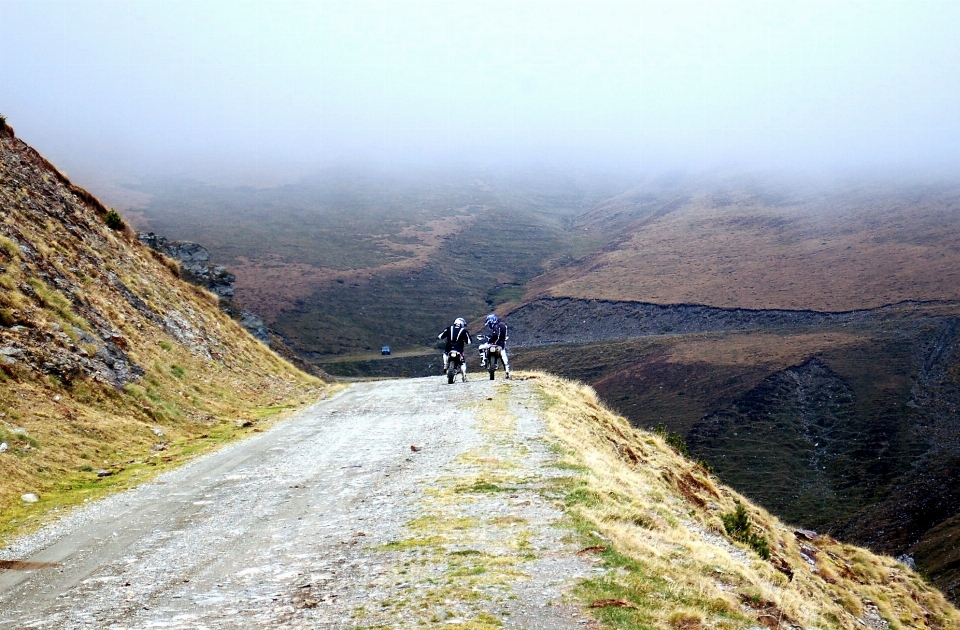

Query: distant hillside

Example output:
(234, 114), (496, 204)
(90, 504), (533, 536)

(525, 178), (960, 311)
(125, 171), (622, 357)
(0, 124), (324, 544)
(502, 176), (960, 603)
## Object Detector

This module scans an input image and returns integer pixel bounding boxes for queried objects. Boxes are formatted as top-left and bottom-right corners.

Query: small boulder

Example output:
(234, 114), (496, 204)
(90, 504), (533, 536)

(896, 554), (916, 570)
(21, 493), (39, 503)
(794, 528), (819, 541)
(0, 442), (7, 453)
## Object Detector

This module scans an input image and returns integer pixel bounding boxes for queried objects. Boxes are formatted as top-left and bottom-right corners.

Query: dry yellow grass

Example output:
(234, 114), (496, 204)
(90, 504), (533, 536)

(534, 373), (959, 629)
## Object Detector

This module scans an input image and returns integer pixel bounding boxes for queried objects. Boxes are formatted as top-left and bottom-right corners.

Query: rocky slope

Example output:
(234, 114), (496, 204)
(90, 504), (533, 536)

(0, 123), (324, 543)
(135, 231), (324, 377)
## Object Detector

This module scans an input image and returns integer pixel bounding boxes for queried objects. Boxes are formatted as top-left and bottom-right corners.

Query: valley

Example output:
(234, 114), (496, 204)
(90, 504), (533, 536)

(122, 170), (960, 604)
(126, 171), (622, 357)
(2, 124), (959, 625)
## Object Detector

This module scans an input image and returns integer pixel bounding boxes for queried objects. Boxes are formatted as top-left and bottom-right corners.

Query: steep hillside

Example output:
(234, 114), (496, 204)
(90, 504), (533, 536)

(510, 300), (960, 603)
(0, 124), (324, 543)
(539, 374), (959, 629)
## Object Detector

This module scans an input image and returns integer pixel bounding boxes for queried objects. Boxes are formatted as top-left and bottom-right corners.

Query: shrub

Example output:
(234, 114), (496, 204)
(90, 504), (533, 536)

(721, 501), (770, 559)
(104, 209), (124, 231)
(0, 113), (6, 130)
(655, 423), (689, 456)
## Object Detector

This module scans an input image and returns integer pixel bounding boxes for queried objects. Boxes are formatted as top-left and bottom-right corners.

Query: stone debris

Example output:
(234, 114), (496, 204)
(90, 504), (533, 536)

(21, 493), (39, 503)
(0, 442), (7, 453)
(794, 528), (819, 541)
(896, 554), (917, 571)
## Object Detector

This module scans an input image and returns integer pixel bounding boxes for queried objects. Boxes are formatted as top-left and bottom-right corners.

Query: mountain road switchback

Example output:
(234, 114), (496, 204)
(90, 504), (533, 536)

(0, 377), (598, 629)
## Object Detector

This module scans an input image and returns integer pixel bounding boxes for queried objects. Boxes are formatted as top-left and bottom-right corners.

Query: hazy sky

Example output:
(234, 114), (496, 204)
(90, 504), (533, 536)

(2, 1), (959, 186)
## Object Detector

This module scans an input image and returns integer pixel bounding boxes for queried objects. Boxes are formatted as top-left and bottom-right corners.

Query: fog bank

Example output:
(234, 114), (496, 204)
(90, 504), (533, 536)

(2, 1), (959, 186)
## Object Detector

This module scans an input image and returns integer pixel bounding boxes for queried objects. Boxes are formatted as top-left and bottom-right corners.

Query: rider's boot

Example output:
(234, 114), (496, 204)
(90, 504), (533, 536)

(442, 353), (449, 374)
(505, 371), (511, 380)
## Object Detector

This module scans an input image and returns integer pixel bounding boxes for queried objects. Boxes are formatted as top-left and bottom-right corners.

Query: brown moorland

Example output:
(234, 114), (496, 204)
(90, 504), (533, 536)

(229, 212), (479, 321)
(526, 184), (960, 311)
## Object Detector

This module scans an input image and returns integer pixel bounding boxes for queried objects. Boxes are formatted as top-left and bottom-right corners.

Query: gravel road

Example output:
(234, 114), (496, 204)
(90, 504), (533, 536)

(0, 377), (595, 629)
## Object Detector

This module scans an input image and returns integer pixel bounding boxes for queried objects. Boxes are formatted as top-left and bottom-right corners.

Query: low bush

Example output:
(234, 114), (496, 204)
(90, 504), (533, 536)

(655, 423), (689, 456)
(104, 209), (124, 231)
(721, 501), (770, 559)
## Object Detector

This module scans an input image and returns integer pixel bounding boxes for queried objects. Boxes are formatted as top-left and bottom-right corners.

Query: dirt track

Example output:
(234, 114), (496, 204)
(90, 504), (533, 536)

(0, 377), (595, 629)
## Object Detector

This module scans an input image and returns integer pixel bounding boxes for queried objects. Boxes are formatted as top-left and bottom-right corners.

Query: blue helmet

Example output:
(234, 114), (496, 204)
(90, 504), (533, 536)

(485, 313), (499, 326)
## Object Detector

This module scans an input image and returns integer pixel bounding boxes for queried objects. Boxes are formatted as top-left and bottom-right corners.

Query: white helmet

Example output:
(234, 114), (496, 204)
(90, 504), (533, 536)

(454, 317), (467, 327)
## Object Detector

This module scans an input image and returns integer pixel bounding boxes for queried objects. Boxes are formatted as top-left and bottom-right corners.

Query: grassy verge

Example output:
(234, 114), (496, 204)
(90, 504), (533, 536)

(532, 373), (959, 630)
(0, 380), (343, 547)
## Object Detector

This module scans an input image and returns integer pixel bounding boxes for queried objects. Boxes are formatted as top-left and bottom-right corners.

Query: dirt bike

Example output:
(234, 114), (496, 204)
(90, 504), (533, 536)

(446, 349), (467, 384)
(477, 339), (507, 380)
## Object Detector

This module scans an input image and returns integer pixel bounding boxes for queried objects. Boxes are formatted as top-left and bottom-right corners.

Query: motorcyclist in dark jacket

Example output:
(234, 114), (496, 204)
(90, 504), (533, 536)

(438, 317), (472, 374)
(480, 313), (510, 379)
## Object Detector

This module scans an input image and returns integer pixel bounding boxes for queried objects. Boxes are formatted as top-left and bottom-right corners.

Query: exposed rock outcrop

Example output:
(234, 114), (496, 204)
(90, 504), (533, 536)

(137, 233), (235, 298)
(138, 232), (271, 345)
